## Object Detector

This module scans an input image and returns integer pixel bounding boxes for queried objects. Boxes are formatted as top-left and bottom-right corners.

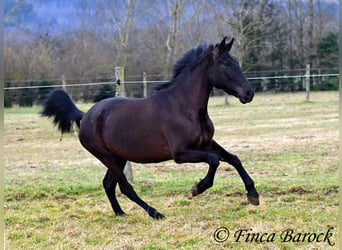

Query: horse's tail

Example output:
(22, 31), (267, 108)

(41, 90), (85, 134)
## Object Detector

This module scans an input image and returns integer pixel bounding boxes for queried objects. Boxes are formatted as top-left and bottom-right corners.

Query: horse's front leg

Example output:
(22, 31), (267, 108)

(208, 140), (260, 206)
(173, 150), (220, 196)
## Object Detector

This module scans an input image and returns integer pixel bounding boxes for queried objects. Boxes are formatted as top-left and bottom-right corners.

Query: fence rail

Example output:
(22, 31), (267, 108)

(4, 72), (339, 107)
(4, 73), (339, 90)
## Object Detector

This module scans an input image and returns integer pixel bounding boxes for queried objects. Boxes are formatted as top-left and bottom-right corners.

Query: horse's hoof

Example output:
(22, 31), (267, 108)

(191, 185), (199, 196)
(149, 208), (165, 220)
(115, 211), (126, 217)
(247, 194), (260, 206)
(154, 212), (165, 220)
(151, 211), (165, 220)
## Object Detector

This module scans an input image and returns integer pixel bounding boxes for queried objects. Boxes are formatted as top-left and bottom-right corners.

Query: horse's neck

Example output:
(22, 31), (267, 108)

(172, 67), (212, 111)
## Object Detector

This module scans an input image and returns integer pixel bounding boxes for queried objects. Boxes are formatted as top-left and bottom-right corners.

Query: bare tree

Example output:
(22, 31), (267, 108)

(5, 0), (27, 23)
(184, 0), (209, 45)
(164, 0), (186, 75)
(210, 0), (276, 70)
(283, 0), (337, 69)
(95, 0), (140, 69)
(4, 0), (339, 90)
(308, 0), (315, 64)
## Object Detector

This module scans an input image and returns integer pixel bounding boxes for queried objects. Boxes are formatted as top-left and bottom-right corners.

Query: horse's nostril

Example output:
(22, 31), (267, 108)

(246, 90), (254, 99)
(240, 89), (254, 104)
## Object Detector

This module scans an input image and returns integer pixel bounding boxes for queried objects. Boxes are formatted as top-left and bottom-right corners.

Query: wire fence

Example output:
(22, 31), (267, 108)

(3, 74), (339, 90)
(4, 70), (339, 107)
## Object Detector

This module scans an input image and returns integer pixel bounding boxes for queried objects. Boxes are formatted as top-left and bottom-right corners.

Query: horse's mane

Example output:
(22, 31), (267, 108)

(150, 44), (214, 94)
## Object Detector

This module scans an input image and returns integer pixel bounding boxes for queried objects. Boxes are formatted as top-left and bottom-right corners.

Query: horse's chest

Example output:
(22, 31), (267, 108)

(195, 120), (213, 147)
(195, 109), (214, 147)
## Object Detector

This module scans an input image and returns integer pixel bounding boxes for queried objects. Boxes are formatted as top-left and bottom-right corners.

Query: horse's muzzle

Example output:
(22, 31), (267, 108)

(240, 89), (254, 104)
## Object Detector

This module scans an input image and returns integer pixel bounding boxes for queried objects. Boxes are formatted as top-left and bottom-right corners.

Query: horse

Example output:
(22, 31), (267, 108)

(41, 37), (259, 219)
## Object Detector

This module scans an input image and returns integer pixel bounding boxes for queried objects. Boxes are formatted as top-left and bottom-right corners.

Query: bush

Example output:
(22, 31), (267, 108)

(93, 84), (116, 102)
(4, 89), (13, 108)
(36, 81), (55, 105)
(312, 79), (339, 91)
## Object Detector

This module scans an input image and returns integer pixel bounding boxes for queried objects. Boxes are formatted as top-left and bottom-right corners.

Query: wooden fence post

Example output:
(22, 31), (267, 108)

(143, 72), (147, 97)
(123, 161), (133, 184)
(61, 75), (66, 90)
(305, 64), (310, 102)
(224, 94), (229, 105)
(115, 66), (133, 183)
(115, 67), (126, 97)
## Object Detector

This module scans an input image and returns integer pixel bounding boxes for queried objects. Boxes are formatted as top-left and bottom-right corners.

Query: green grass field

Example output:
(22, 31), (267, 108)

(5, 91), (339, 249)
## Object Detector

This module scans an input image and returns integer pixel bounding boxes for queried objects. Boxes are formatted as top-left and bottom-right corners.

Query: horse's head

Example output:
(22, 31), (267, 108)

(209, 37), (254, 104)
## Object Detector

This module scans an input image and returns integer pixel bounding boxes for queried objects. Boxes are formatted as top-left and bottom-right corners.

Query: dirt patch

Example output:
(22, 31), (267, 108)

(53, 194), (77, 201)
(224, 187), (339, 199)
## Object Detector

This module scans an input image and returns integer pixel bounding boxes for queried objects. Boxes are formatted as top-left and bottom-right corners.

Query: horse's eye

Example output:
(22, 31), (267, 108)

(222, 61), (230, 67)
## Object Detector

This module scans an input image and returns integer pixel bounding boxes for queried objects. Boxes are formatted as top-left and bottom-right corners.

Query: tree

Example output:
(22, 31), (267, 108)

(4, 0), (339, 97)
(283, 0), (338, 69)
(95, 0), (140, 69)
(211, 0), (278, 71)
(164, 0), (186, 75)
(317, 32), (338, 69)
(5, 0), (29, 23)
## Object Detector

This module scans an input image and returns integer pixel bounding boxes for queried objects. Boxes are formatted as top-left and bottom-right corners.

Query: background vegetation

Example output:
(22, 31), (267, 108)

(4, 0), (339, 104)
(5, 92), (339, 249)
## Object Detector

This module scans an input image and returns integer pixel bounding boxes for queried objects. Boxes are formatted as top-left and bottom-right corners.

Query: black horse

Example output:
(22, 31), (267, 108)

(42, 37), (259, 219)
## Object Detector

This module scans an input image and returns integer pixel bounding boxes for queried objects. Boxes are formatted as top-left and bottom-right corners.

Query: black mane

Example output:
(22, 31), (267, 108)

(150, 44), (213, 94)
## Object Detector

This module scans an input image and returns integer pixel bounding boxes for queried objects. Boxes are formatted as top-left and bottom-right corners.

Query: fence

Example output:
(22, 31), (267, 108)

(4, 69), (339, 107)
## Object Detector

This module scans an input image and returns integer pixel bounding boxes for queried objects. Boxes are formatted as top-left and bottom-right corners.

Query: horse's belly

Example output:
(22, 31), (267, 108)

(102, 123), (172, 163)
(110, 139), (172, 163)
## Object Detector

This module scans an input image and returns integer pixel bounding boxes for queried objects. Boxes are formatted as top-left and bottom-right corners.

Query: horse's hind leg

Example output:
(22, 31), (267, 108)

(103, 170), (125, 216)
(100, 154), (165, 219)
(117, 175), (165, 220)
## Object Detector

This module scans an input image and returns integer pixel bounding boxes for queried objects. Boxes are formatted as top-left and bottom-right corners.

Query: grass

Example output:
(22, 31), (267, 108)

(5, 91), (339, 249)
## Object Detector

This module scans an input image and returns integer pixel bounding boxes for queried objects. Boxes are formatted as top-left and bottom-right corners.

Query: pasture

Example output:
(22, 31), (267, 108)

(5, 91), (339, 249)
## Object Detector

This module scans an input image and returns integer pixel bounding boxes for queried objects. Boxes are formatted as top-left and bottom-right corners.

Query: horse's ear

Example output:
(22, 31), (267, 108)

(226, 38), (234, 52)
(213, 37), (229, 58)
(219, 37), (228, 53)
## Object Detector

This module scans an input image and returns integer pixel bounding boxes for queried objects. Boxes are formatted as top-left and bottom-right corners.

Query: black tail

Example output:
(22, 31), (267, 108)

(41, 90), (85, 134)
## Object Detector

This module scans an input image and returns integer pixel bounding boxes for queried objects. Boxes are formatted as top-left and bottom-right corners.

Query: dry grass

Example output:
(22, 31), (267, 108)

(5, 91), (339, 249)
